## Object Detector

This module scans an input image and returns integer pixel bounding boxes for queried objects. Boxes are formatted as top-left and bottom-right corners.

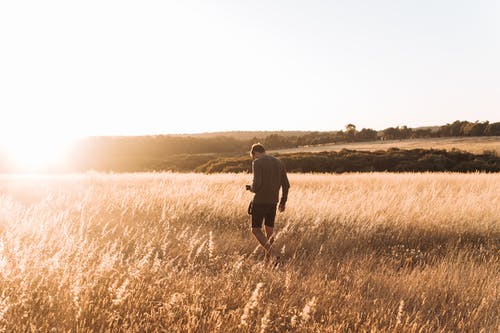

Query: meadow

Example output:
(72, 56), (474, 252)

(0, 172), (498, 332)
(272, 136), (500, 155)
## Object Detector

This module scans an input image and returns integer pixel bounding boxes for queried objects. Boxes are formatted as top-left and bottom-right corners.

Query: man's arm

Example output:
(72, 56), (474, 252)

(279, 164), (290, 210)
(251, 160), (263, 193)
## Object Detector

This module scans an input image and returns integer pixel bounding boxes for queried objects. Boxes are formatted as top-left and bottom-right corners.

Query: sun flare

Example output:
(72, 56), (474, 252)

(1, 134), (73, 172)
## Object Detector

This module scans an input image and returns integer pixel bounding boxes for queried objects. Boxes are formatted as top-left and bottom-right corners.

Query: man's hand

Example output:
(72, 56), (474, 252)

(278, 203), (286, 212)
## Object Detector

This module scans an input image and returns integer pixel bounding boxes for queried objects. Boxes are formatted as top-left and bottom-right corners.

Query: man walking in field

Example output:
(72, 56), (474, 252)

(246, 143), (290, 263)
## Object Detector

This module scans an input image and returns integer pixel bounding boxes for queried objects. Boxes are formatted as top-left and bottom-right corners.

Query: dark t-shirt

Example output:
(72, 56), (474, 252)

(251, 154), (290, 204)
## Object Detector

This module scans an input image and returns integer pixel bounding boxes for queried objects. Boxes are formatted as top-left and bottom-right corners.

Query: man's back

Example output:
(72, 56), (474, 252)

(252, 154), (290, 204)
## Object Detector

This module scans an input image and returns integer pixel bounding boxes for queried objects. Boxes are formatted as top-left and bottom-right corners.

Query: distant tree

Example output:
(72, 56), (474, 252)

(345, 124), (356, 131)
(412, 128), (432, 138)
(334, 130), (345, 142)
(398, 126), (412, 140)
(462, 121), (488, 136)
(345, 124), (356, 142)
(263, 134), (291, 149)
(356, 128), (378, 141)
(382, 127), (398, 140)
(438, 120), (470, 137)
(453, 120), (468, 136)
(484, 122), (500, 136)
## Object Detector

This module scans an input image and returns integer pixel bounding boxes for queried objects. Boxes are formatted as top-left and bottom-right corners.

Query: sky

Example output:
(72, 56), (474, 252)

(1, 0), (499, 142)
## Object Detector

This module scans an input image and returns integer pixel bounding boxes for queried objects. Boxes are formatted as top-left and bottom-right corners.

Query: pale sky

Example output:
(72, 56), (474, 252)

(1, 0), (499, 141)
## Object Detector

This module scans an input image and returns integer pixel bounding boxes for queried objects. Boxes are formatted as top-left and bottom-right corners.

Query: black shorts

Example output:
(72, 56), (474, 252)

(251, 203), (277, 228)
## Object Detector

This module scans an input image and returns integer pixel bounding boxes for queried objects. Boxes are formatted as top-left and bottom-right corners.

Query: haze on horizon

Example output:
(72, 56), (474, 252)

(1, 0), (499, 142)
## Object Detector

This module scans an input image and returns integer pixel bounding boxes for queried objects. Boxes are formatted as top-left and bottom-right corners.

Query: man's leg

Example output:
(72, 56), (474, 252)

(264, 226), (274, 261)
(251, 204), (279, 260)
(252, 228), (278, 258)
(264, 204), (277, 261)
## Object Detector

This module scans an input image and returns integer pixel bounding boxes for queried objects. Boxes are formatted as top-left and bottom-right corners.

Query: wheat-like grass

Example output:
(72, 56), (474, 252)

(0, 172), (498, 332)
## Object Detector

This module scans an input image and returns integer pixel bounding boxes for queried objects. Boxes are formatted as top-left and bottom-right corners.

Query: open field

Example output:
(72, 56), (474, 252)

(271, 136), (500, 155)
(0, 173), (499, 332)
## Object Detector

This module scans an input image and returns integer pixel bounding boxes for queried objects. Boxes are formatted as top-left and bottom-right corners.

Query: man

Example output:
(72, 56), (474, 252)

(246, 143), (290, 262)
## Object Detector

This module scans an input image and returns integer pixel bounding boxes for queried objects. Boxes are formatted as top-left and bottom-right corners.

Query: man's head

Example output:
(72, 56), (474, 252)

(250, 143), (266, 159)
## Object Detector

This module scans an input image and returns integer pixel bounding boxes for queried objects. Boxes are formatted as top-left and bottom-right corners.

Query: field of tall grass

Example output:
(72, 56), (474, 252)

(0, 172), (498, 332)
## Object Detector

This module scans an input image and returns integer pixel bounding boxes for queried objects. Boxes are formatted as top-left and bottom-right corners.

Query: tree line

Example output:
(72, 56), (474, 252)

(57, 148), (500, 174)
(197, 148), (500, 174)
(381, 120), (500, 140)
(0, 120), (498, 173)
(68, 120), (499, 162)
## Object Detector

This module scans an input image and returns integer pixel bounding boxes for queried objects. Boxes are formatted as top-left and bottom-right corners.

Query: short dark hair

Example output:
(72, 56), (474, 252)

(250, 143), (265, 156)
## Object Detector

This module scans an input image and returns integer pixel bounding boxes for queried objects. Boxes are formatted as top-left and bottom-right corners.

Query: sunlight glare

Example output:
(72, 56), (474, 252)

(1, 134), (73, 172)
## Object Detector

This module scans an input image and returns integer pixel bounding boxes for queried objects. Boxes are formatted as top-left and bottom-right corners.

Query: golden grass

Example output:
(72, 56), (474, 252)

(272, 136), (500, 154)
(0, 172), (498, 332)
